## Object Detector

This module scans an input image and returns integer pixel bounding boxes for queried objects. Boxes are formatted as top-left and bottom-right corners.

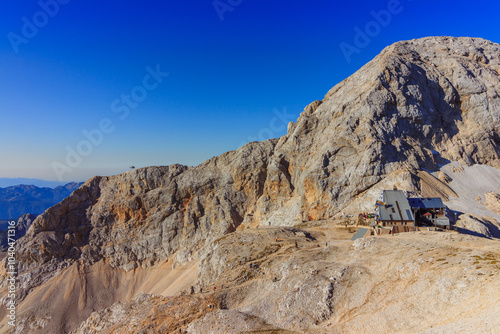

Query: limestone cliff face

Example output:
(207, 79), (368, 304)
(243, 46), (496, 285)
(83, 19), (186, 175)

(7, 37), (500, 308)
(14, 141), (277, 299)
(267, 36), (500, 221)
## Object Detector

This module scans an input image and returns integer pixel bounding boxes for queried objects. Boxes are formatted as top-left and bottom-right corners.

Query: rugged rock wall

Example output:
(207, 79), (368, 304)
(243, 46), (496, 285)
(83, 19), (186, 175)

(13, 141), (277, 299)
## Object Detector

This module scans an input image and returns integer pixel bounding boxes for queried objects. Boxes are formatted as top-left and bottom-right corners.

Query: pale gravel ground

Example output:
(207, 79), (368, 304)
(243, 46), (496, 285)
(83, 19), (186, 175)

(190, 227), (500, 334)
(434, 162), (500, 221)
(326, 232), (500, 334)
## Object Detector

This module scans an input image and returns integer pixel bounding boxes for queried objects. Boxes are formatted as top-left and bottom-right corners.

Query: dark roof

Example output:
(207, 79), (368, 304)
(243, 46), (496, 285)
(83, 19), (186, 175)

(408, 197), (445, 209)
(378, 190), (414, 221)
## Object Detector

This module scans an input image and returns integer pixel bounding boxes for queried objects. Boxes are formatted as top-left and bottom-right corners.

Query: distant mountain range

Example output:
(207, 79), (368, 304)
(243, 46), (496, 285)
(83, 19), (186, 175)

(0, 178), (78, 188)
(0, 182), (83, 220)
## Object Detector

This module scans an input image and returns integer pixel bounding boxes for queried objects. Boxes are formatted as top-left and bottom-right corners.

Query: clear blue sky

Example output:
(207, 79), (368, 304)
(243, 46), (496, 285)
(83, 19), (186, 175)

(1, 0), (499, 182)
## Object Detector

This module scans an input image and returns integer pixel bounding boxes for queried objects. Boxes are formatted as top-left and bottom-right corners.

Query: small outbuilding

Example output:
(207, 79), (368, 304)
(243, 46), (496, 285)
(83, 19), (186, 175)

(408, 197), (450, 227)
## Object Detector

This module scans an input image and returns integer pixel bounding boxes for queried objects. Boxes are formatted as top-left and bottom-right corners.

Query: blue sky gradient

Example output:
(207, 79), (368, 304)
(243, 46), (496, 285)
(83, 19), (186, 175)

(1, 0), (499, 181)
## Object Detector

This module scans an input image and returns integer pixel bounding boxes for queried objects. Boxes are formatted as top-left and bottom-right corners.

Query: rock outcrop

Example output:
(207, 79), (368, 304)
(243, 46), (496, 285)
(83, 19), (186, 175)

(485, 191), (500, 215)
(455, 213), (500, 238)
(2, 36), (500, 333)
(72, 292), (220, 334)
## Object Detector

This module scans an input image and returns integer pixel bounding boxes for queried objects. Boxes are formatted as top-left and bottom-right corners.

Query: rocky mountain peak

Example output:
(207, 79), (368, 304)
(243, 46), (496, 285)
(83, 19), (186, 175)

(16, 37), (500, 268)
(3, 36), (500, 333)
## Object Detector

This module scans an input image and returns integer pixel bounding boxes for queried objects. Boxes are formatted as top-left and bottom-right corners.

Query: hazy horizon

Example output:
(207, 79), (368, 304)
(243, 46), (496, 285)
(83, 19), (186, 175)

(0, 166), (175, 183)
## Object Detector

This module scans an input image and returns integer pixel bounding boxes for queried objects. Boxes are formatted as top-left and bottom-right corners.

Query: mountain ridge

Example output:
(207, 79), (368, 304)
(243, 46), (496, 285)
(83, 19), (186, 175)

(0, 178), (79, 189)
(0, 182), (82, 220)
(13, 34), (500, 285)
(2, 36), (500, 333)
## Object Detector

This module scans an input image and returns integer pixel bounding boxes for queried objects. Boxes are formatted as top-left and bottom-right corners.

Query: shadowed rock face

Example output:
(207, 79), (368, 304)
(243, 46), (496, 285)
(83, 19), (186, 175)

(3, 37), (500, 333)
